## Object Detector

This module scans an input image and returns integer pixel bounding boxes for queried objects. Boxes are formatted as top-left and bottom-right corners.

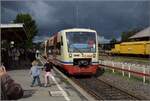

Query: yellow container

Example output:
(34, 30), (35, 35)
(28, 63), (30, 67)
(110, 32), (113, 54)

(111, 44), (120, 54)
(120, 41), (149, 55)
(111, 41), (150, 55)
(145, 41), (150, 55)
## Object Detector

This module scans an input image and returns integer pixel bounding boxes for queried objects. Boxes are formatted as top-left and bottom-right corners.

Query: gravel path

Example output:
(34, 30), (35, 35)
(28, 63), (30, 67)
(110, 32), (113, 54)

(98, 72), (150, 100)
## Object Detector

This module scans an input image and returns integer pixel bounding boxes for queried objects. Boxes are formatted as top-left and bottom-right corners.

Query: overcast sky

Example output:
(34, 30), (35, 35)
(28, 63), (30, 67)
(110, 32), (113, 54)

(1, 0), (150, 43)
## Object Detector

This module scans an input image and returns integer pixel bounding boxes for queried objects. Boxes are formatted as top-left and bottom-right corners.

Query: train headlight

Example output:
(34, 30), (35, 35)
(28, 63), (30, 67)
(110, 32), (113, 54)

(93, 53), (96, 58)
(69, 53), (72, 58)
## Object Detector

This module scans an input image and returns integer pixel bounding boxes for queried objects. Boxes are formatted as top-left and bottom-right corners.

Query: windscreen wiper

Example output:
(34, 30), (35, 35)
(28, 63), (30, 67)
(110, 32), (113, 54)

(72, 46), (84, 56)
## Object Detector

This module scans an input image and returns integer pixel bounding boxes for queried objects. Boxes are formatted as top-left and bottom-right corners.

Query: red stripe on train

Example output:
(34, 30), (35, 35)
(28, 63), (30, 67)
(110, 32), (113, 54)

(62, 64), (98, 75)
(50, 59), (98, 75)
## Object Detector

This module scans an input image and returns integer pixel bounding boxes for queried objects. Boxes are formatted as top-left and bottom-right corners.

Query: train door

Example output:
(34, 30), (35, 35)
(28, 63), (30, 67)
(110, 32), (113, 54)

(55, 32), (64, 64)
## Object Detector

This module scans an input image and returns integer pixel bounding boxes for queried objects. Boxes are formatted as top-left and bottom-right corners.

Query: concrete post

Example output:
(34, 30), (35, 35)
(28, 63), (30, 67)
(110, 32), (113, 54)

(143, 66), (146, 83)
(112, 61), (115, 73)
(128, 64), (131, 79)
(122, 63), (124, 76)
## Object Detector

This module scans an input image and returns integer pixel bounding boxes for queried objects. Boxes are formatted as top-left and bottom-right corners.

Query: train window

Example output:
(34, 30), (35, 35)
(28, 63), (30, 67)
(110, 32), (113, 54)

(66, 32), (96, 53)
(56, 42), (61, 55)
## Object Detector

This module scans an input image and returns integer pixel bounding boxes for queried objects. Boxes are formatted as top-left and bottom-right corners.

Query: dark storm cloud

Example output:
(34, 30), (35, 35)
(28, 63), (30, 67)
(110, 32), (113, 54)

(1, 0), (150, 43)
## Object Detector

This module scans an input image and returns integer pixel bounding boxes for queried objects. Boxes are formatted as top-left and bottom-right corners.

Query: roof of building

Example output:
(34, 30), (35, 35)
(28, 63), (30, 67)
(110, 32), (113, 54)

(130, 27), (150, 39)
(1, 23), (28, 42)
(0, 23), (24, 28)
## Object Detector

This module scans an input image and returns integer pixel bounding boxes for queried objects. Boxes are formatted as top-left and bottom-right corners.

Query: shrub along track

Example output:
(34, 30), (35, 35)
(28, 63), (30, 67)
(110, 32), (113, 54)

(72, 77), (146, 100)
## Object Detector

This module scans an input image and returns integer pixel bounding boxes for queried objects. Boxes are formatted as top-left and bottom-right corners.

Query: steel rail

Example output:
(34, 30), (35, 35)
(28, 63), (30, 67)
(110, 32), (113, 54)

(71, 77), (104, 100)
(71, 77), (146, 100)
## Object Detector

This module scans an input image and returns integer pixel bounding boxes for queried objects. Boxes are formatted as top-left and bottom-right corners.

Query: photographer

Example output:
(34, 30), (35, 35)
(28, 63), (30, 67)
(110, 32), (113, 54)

(0, 65), (23, 100)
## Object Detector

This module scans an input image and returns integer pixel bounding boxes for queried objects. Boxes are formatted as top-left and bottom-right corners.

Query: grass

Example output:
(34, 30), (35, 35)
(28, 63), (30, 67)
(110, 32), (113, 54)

(112, 57), (150, 64)
(99, 55), (150, 64)
(104, 69), (150, 84)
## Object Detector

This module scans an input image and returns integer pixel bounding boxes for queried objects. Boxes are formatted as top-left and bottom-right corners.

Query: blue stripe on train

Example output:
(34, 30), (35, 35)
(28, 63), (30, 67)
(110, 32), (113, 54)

(57, 60), (98, 64)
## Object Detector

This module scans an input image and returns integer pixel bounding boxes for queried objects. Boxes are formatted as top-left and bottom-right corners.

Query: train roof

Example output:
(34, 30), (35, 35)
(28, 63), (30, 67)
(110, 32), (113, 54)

(60, 28), (97, 33)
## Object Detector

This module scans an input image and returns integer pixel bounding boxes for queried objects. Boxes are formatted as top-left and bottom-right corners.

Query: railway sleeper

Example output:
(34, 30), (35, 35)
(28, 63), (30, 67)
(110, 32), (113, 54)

(97, 92), (139, 100)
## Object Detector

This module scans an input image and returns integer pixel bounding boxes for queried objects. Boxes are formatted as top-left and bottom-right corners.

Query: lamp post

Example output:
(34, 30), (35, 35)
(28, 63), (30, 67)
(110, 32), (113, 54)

(10, 41), (14, 67)
(45, 40), (47, 58)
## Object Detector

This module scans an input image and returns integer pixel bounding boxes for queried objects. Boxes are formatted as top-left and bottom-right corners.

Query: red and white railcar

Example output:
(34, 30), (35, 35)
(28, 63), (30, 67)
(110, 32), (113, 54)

(47, 28), (99, 75)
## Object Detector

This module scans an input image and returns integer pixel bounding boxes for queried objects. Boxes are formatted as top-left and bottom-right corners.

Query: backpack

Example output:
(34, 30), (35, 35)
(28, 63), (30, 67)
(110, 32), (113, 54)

(1, 74), (23, 100)
(7, 83), (23, 100)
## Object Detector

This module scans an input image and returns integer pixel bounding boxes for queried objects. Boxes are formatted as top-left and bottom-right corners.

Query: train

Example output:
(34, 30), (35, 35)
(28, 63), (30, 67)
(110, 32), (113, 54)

(46, 28), (99, 75)
(111, 41), (150, 55)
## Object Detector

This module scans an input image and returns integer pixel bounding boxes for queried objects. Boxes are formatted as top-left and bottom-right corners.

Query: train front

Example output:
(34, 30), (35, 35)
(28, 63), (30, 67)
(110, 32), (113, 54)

(64, 29), (99, 75)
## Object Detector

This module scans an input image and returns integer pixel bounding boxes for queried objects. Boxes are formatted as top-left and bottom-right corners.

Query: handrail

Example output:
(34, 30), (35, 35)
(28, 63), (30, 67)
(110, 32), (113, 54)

(99, 64), (150, 77)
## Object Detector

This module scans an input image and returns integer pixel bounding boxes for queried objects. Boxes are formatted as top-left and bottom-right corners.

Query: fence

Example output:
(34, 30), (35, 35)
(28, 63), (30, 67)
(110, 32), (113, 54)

(99, 60), (150, 83)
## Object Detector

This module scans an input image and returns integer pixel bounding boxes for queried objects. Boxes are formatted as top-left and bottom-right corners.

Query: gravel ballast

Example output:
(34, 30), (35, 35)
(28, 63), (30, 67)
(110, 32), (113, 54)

(98, 71), (150, 100)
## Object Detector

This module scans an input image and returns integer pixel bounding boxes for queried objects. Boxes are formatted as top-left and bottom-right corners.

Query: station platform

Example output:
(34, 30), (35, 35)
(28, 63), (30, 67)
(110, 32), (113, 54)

(7, 68), (88, 101)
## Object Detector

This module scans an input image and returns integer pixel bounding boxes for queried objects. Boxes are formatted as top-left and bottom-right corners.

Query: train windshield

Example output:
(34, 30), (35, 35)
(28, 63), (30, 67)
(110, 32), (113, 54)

(66, 32), (96, 53)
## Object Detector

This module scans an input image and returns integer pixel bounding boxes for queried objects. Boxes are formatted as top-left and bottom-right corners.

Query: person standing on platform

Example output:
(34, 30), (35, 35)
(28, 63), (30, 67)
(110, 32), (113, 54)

(12, 48), (20, 68)
(44, 61), (53, 87)
(29, 60), (41, 87)
(35, 50), (40, 59)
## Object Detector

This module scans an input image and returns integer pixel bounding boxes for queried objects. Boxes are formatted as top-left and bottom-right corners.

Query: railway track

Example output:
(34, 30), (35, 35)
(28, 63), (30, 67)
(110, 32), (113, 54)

(72, 77), (144, 100)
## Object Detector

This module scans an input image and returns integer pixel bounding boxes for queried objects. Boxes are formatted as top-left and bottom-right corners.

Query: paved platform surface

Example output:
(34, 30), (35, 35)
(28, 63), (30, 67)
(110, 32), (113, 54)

(7, 69), (87, 101)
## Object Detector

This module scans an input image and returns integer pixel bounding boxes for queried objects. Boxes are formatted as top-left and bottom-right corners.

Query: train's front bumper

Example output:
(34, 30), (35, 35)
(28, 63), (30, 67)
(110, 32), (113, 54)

(63, 65), (98, 75)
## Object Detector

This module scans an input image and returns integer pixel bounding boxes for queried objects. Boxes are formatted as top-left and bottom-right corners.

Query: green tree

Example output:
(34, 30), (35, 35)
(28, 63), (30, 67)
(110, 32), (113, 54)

(121, 28), (142, 42)
(110, 37), (117, 48)
(14, 13), (38, 48)
(110, 37), (117, 44)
